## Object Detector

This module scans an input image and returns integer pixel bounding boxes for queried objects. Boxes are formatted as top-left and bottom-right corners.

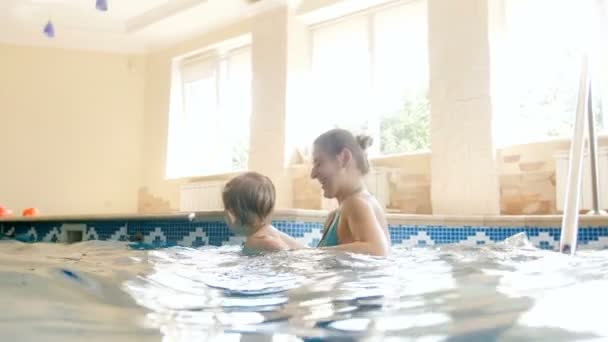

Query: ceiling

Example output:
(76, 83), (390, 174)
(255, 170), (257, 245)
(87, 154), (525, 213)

(0, 0), (277, 53)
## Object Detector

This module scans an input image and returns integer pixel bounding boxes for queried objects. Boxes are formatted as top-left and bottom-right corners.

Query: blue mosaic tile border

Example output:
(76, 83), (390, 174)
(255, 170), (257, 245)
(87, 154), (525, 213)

(2, 220), (608, 250)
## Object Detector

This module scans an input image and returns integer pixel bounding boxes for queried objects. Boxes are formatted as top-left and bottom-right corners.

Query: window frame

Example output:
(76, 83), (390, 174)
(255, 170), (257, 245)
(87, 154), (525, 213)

(490, 0), (608, 148)
(167, 40), (252, 179)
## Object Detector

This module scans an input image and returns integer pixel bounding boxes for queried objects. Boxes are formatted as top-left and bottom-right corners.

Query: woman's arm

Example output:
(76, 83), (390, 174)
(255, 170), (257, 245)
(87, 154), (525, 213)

(324, 197), (389, 256)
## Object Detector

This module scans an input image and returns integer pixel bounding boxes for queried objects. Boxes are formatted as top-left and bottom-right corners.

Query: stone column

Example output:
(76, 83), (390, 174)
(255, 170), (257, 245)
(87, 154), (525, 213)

(428, 0), (500, 215)
(250, 4), (306, 208)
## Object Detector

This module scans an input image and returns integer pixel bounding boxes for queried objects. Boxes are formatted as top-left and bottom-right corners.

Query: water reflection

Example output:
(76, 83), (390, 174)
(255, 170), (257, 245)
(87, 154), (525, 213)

(1, 237), (607, 341)
(125, 236), (608, 341)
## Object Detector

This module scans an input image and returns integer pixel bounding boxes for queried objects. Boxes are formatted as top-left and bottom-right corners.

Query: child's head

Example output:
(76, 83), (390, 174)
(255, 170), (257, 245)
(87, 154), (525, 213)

(222, 172), (276, 233)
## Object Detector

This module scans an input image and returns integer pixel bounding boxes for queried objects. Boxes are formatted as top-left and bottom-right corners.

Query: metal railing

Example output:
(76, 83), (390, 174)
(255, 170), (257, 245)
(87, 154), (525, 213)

(559, 55), (606, 255)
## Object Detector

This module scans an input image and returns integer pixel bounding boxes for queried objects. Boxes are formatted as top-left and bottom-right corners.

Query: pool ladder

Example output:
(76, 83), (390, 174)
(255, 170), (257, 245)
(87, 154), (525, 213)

(560, 55), (607, 255)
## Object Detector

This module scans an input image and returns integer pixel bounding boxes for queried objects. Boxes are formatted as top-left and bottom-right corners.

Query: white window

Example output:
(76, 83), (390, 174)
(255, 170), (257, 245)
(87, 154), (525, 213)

(491, 0), (607, 147)
(301, 0), (429, 156)
(166, 44), (251, 178)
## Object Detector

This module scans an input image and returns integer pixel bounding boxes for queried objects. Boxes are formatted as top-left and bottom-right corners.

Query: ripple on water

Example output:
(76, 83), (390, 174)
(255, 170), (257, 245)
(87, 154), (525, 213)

(1, 238), (608, 341)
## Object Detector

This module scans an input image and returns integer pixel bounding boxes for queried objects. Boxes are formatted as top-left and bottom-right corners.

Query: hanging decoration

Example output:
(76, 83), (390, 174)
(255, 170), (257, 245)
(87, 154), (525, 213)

(43, 20), (55, 38)
(42, 1), (108, 38)
(96, 0), (108, 12)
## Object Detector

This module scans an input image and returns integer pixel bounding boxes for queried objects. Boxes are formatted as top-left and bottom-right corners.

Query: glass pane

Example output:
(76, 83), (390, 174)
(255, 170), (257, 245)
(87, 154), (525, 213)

(224, 47), (252, 170)
(181, 56), (216, 83)
(596, 0), (608, 132)
(182, 76), (225, 176)
(374, 1), (428, 111)
(309, 15), (373, 141)
(184, 77), (216, 121)
(374, 0), (430, 154)
(492, 0), (603, 146)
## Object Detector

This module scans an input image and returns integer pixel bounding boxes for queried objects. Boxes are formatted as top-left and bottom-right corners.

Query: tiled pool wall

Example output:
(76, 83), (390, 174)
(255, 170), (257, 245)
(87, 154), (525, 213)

(2, 214), (608, 250)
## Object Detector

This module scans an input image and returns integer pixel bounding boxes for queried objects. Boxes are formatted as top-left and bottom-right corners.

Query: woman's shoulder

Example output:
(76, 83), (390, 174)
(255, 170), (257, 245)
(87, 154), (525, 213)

(341, 193), (385, 218)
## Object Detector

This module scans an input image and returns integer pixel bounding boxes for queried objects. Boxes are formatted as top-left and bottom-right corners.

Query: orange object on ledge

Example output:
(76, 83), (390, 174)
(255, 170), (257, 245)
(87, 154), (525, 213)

(22, 208), (40, 217)
(0, 206), (13, 217)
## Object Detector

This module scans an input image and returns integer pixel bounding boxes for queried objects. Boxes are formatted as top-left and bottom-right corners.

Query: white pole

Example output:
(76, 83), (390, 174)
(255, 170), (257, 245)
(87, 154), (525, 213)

(560, 55), (590, 255)
(586, 84), (606, 215)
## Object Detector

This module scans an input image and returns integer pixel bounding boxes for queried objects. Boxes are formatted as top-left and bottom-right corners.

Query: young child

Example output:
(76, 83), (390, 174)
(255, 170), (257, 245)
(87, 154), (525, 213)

(222, 172), (304, 253)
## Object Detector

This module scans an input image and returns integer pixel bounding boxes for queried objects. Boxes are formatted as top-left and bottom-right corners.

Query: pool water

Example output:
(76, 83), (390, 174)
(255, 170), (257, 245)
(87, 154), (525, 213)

(1, 235), (607, 341)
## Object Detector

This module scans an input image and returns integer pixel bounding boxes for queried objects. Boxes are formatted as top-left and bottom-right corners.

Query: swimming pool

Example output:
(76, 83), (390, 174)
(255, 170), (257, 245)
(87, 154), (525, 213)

(2, 235), (607, 341)
(1, 211), (607, 341)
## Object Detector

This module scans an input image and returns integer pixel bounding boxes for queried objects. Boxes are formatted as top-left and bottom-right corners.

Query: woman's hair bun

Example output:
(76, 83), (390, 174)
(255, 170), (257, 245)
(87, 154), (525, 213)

(355, 134), (373, 151)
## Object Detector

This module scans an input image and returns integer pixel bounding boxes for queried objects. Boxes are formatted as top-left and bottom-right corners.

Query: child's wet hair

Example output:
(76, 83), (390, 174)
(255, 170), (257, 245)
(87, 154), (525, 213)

(222, 172), (276, 227)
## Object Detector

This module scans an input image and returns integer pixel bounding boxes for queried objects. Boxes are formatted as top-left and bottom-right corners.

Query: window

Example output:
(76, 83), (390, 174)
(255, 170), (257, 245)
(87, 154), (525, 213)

(302, 0), (429, 156)
(491, 0), (607, 147)
(166, 43), (251, 178)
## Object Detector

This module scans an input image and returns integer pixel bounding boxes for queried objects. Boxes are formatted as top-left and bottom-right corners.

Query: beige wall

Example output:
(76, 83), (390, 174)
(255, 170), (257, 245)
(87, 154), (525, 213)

(0, 44), (146, 215)
(291, 152), (432, 214)
(373, 153), (432, 214)
(498, 136), (608, 215)
(498, 140), (566, 215)
(292, 136), (608, 215)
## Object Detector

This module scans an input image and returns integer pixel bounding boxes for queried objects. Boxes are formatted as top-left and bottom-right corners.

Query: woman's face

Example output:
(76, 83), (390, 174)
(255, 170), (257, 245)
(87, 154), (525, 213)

(310, 145), (343, 198)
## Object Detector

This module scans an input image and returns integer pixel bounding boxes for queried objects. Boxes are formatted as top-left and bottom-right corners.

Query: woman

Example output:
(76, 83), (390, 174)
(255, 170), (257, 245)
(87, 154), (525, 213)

(311, 129), (390, 256)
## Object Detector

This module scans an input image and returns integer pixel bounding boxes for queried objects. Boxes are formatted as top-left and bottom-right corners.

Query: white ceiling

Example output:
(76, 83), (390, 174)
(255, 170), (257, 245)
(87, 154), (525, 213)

(0, 0), (275, 53)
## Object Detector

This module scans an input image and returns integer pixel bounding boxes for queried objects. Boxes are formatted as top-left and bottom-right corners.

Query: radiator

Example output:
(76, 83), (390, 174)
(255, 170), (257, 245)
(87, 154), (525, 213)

(179, 181), (225, 212)
(555, 148), (608, 211)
